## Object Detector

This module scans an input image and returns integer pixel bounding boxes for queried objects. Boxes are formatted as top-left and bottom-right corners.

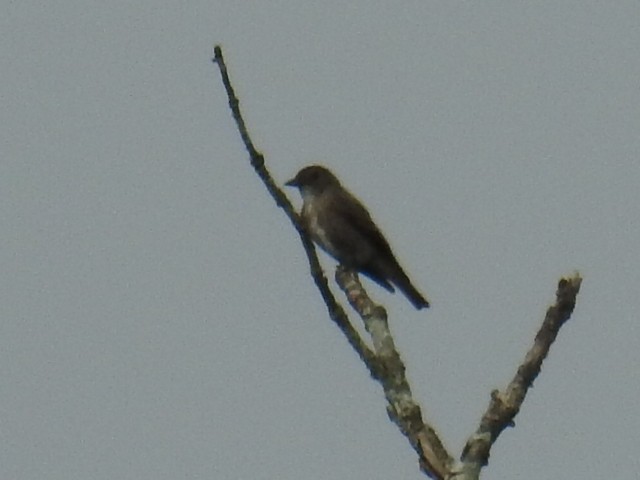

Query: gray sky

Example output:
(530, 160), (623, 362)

(2, 2), (639, 479)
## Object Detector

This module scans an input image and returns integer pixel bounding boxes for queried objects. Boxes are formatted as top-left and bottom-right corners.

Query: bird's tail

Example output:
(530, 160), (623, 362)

(393, 270), (430, 310)
(366, 259), (430, 310)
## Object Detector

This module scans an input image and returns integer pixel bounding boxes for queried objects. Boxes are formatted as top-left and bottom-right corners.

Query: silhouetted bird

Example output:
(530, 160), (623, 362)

(286, 165), (430, 309)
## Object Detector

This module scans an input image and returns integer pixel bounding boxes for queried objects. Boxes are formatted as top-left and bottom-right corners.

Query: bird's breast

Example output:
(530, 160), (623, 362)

(302, 201), (339, 258)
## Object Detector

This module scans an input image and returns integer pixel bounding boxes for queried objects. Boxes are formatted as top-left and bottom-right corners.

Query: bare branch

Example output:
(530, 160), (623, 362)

(212, 46), (584, 480)
(336, 268), (453, 480)
(213, 44), (451, 479)
(211, 45), (376, 373)
(458, 273), (583, 477)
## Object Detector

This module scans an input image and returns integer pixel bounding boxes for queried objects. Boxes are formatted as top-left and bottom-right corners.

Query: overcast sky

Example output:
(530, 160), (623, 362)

(2, 2), (639, 479)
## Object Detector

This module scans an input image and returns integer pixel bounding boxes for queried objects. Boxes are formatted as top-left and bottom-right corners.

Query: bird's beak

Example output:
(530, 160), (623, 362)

(284, 177), (298, 187)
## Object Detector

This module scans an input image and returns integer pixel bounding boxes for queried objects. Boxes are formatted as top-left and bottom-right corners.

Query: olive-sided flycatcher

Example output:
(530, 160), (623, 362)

(285, 165), (430, 309)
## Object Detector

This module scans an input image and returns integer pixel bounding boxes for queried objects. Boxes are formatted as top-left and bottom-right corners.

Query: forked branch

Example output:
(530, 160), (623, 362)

(212, 45), (583, 480)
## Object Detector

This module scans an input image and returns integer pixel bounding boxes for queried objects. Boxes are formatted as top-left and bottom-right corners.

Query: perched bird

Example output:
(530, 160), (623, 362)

(285, 165), (430, 309)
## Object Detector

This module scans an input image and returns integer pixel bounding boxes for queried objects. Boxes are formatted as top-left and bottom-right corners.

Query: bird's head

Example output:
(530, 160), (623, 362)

(285, 165), (340, 196)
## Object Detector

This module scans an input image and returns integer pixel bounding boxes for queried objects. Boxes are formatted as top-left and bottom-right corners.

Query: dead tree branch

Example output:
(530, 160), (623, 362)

(457, 273), (582, 479)
(211, 45), (583, 480)
(212, 45), (376, 371)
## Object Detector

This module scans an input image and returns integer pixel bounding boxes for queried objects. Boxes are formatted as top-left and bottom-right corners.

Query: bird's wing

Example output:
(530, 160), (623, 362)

(332, 189), (395, 257)
(325, 189), (397, 292)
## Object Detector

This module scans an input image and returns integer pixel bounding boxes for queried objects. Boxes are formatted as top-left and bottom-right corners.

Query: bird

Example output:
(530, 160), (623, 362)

(285, 165), (430, 309)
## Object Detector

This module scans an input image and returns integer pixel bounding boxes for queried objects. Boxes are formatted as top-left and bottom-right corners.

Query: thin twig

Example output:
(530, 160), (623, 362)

(211, 45), (376, 370)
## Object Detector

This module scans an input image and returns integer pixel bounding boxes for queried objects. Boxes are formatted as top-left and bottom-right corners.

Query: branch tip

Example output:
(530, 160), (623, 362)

(213, 45), (223, 63)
